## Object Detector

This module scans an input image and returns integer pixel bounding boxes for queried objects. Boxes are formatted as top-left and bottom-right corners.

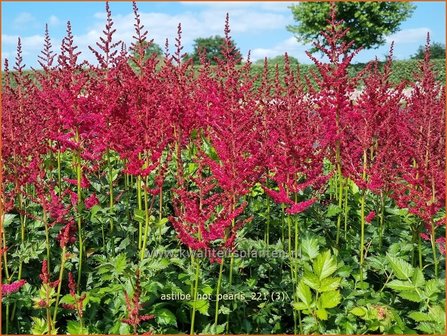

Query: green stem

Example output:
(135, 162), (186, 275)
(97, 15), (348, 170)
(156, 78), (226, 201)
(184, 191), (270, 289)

(6, 303), (9, 334)
(158, 187), (163, 242)
(265, 197), (270, 245)
(418, 231), (423, 269)
(335, 174), (344, 245)
(137, 175), (143, 250)
(140, 176), (151, 261)
(53, 246), (67, 323)
(2, 216), (10, 280)
(107, 149), (114, 235)
(343, 184), (349, 240)
(190, 256), (200, 335)
(359, 149), (367, 288)
(430, 220), (438, 277)
(225, 251), (235, 333)
(213, 258), (225, 331)
(378, 192), (385, 250)
(75, 130), (83, 291)
(57, 150), (62, 193)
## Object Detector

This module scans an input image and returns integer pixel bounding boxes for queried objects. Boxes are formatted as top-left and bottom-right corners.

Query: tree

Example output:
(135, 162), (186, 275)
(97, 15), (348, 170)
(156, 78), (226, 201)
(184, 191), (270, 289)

(131, 40), (162, 59)
(412, 42), (445, 60)
(186, 35), (242, 65)
(287, 2), (415, 51)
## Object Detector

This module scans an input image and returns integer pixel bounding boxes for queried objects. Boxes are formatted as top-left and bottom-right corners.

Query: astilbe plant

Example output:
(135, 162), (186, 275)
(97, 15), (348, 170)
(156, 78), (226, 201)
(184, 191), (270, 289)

(341, 46), (406, 260)
(305, 4), (365, 245)
(391, 35), (446, 275)
(122, 269), (155, 335)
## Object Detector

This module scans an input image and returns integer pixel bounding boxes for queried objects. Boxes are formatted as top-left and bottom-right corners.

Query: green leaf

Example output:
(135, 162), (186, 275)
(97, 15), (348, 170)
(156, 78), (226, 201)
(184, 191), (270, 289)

(319, 277), (341, 292)
(303, 271), (320, 290)
(411, 268), (425, 287)
(3, 214), (17, 227)
(326, 204), (341, 218)
(316, 309), (328, 320)
(398, 290), (423, 302)
(386, 280), (414, 291)
(350, 307), (367, 317)
(156, 308), (177, 326)
(293, 302), (308, 311)
(319, 290), (341, 308)
(313, 250), (337, 280)
(113, 254), (127, 275)
(409, 311), (432, 322)
(134, 209), (146, 223)
(386, 254), (414, 280)
(67, 320), (88, 335)
(296, 280), (312, 307)
(424, 279), (441, 298)
(301, 236), (320, 259)
(31, 317), (50, 335)
(188, 299), (209, 316)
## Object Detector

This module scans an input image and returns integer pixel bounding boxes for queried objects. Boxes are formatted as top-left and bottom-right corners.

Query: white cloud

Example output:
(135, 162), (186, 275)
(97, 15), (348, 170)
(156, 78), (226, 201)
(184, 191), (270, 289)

(48, 15), (61, 26)
(386, 28), (431, 44)
(13, 12), (37, 28)
(251, 36), (312, 63)
(180, 2), (294, 12)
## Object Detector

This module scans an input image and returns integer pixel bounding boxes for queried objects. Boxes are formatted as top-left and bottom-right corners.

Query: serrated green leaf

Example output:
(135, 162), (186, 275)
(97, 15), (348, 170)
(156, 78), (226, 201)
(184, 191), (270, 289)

(424, 279), (441, 298)
(319, 277), (341, 292)
(156, 308), (177, 326)
(313, 250), (337, 280)
(386, 280), (414, 291)
(301, 236), (320, 259)
(386, 254), (414, 280)
(296, 280), (312, 307)
(188, 299), (209, 316)
(114, 254), (127, 275)
(303, 271), (320, 290)
(319, 290), (341, 308)
(411, 268), (425, 287)
(398, 290), (423, 302)
(409, 311), (432, 322)
(316, 309), (328, 320)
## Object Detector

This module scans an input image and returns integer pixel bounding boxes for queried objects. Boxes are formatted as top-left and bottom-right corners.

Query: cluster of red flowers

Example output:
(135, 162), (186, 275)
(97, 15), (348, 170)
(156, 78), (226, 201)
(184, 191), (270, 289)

(1, 1), (445, 276)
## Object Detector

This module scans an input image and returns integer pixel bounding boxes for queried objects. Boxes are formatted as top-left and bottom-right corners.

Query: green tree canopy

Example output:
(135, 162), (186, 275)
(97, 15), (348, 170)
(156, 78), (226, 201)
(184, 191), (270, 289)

(185, 35), (242, 65)
(131, 40), (163, 60)
(287, 2), (415, 51)
(412, 42), (446, 60)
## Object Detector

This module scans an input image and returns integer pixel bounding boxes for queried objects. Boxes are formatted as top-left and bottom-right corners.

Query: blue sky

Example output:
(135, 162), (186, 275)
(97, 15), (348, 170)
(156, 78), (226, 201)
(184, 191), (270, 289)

(2, 1), (445, 68)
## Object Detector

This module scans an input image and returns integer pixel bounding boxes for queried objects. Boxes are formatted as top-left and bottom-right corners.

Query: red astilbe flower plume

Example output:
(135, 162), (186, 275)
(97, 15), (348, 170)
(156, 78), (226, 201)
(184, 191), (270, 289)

(305, 4), (364, 167)
(194, 14), (263, 199)
(259, 54), (326, 214)
(391, 35), (445, 232)
(122, 269), (155, 334)
(61, 272), (86, 318)
(341, 45), (406, 193)
(169, 161), (251, 262)
(39, 259), (60, 289)
(1, 279), (27, 295)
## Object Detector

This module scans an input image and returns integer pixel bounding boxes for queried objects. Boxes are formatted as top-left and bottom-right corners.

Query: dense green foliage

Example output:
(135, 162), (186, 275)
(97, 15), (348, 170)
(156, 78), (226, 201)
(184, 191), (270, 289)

(249, 58), (446, 87)
(184, 35), (242, 65)
(412, 42), (446, 60)
(287, 2), (415, 51)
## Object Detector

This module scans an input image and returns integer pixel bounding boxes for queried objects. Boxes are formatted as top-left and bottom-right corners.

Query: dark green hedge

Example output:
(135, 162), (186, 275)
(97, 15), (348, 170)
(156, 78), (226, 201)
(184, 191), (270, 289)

(249, 59), (445, 87)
